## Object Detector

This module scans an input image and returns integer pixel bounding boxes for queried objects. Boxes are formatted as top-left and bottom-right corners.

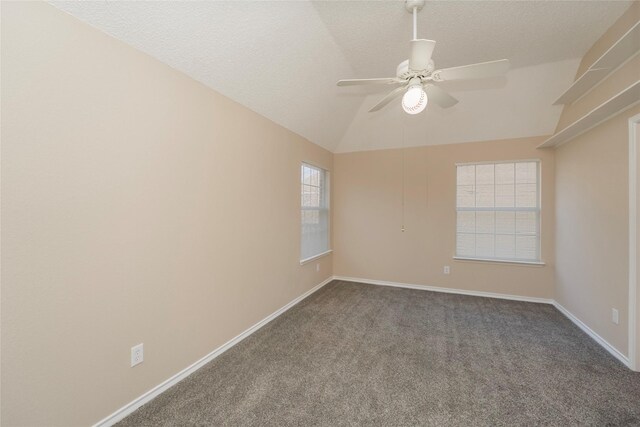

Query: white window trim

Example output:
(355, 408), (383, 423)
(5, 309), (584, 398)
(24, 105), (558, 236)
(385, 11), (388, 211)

(300, 249), (333, 265)
(455, 159), (542, 264)
(300, 162), (331, 262)
(455, 158), (543, 166)
(453, 256), (545, 266)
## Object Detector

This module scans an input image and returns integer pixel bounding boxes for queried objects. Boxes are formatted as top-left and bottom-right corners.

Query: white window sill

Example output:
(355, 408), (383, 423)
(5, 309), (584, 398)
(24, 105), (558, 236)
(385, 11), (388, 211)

(453, 256), (546, 266)
(300, 250), (333, 265)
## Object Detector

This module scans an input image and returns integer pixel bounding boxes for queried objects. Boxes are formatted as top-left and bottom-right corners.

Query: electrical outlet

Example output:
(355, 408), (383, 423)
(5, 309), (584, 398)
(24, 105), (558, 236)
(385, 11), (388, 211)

(131, 343), (144, 367)
(612, 309), (619, 325)
(444, 266), (450, 275)
(316, 263), (320, 272)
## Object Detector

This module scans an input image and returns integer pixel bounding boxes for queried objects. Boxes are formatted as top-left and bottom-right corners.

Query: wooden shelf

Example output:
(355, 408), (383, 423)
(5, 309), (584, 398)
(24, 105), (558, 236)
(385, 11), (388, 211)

(553, 21), (640, 105)
(538, 80), (640, 148)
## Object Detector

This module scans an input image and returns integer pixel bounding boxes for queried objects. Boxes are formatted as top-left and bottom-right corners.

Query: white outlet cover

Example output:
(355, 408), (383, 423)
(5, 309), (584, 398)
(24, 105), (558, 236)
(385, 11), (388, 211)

(612, 309), (619, 325)
(131, 343), (144, 367)
(444, 266), (450, 275)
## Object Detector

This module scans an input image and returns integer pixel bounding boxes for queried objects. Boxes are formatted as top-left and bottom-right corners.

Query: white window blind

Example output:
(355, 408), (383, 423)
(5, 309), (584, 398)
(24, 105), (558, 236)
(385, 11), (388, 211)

(456, 161), (541, 262)
(301, 163), (330, 262)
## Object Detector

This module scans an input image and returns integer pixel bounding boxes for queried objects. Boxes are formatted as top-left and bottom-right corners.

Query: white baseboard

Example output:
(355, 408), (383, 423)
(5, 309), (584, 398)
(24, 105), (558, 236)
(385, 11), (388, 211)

(553, 301), (629, 367)
(93, 276), (334, 427)
(333, 275), (554, 304)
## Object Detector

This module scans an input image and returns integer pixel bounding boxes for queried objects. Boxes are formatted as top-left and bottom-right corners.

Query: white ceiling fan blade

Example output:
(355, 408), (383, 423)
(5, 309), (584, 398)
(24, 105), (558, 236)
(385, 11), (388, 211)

(369, 86), (407, 112)
(337, 78), (400, 86)
(434, 59), (510, 81)
(424, 84), (458, 109)
(408, 39), (436, 71)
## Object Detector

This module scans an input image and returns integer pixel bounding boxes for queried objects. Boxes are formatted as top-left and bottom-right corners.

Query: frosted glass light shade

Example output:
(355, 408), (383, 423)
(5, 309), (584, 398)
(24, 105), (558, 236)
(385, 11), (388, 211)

(402, 86), (428, 114)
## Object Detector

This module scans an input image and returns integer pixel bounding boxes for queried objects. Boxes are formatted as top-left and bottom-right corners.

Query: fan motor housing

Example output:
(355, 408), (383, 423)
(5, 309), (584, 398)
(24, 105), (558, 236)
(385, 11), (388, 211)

(396, 59), (434, 80)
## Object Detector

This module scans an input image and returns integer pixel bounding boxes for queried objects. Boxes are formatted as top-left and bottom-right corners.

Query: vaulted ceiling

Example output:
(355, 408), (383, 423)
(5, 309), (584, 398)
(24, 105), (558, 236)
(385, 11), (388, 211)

(50, 1), (632, 153)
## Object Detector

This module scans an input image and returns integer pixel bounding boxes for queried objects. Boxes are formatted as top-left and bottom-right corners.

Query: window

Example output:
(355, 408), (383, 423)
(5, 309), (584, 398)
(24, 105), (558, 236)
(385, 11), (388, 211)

(301, 163), (330, 262)
(456, 161), (541, 263)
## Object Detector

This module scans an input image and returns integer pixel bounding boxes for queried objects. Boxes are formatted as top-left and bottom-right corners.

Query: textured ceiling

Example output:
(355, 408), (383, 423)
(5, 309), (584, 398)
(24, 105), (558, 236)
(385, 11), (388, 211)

(50, 1), (632, 153)
(313, 1), (630, 75)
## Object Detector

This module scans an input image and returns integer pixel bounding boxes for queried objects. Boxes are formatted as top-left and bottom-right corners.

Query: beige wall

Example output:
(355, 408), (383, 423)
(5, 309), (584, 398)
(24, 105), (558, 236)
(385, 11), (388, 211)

(554, 3), (639, 357)
(333, 137), (555, 299)
(555, 106), (640, 356)
(1, 2), (332, 425)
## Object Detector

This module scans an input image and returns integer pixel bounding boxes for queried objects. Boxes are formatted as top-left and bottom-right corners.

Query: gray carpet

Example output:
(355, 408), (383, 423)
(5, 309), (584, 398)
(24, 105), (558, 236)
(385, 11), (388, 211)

(118, 280), (640, 426)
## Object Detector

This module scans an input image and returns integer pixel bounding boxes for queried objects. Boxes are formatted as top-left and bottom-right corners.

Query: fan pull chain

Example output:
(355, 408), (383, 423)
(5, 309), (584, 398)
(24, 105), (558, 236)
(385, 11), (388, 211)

(401, 110), (406, 233)
(402, 148), (406, 233)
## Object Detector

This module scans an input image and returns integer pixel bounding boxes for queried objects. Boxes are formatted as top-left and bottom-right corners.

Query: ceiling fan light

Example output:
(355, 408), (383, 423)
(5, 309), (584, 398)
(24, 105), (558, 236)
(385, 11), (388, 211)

(402, 85), (428, 114)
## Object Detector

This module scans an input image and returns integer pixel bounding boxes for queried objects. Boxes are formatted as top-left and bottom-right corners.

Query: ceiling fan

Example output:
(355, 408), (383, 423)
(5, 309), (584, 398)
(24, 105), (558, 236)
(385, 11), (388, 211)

(337, 0), (510, 115)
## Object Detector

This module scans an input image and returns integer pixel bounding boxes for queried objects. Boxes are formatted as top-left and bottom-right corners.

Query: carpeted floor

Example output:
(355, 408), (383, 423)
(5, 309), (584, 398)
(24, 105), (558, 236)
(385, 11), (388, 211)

(118, 280), (640, 426)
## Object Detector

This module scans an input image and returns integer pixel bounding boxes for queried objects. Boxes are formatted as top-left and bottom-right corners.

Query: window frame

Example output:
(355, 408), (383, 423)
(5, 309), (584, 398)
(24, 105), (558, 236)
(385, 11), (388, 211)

(454, 159), (544, 266)
(300, 162), (332, 264)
